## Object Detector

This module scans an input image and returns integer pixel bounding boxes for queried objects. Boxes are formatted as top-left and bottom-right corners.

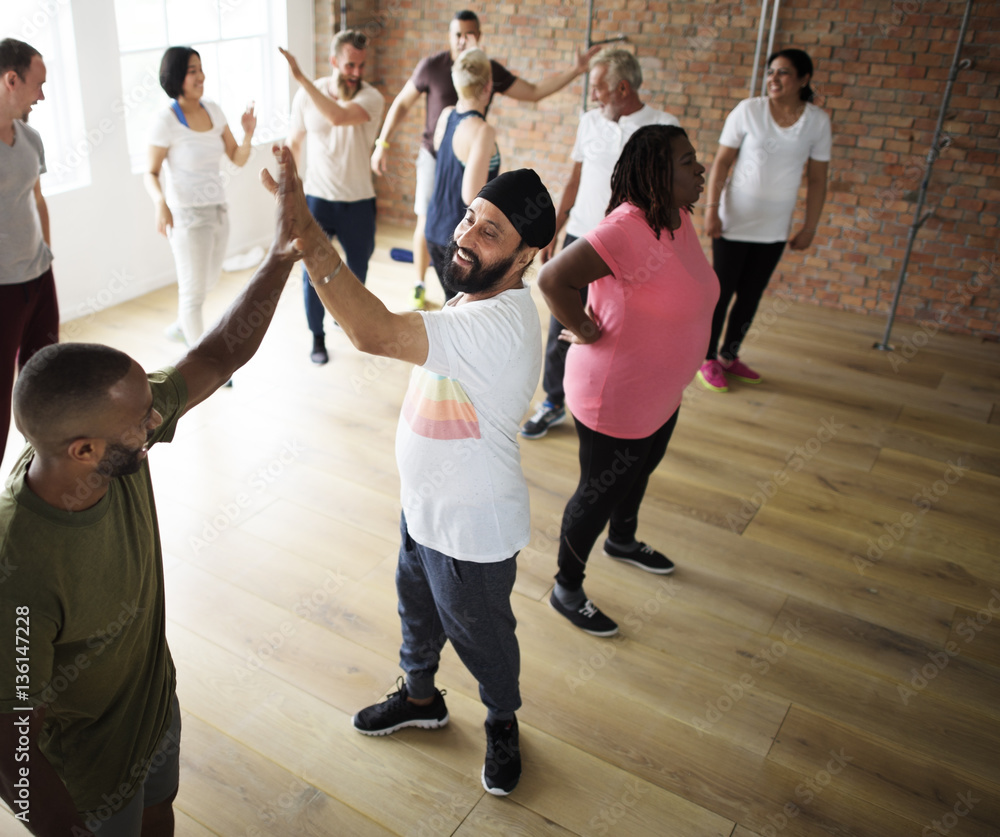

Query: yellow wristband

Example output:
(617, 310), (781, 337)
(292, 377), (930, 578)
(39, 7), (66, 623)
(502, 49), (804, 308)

(375, 138), (390, 149)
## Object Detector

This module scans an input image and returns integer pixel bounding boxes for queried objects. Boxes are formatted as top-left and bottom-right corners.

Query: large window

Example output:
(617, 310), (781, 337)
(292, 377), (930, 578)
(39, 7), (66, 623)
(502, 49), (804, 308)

(114, 0), (289, 171)
(1, 0), (89, 193)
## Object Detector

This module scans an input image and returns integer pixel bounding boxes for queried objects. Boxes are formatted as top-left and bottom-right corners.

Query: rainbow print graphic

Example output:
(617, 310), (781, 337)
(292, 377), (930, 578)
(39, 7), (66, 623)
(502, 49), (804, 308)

(402, 369), (481, 440)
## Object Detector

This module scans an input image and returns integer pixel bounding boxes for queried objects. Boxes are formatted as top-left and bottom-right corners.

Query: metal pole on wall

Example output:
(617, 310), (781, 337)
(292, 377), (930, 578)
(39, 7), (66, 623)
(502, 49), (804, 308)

(749, 0), (770, 97)
(581, 0), (628, 111)
(873, 0), (974, 351)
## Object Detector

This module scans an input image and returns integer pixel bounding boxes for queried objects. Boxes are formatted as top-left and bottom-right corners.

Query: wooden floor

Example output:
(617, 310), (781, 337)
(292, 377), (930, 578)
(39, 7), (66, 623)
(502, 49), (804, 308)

(2, 224), (999, 837)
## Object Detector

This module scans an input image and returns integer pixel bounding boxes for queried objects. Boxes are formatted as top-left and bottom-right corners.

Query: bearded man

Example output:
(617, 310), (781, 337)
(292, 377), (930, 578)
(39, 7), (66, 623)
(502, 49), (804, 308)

(281, 31), (385, 365)
(264, 157), (555, 796)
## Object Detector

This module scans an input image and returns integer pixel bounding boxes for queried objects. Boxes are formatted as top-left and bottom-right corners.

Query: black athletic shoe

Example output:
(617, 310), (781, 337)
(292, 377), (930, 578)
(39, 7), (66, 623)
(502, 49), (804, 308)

(310, 335), (329, 365)
(603, 540), (675, 574)
(520, 401), (566, 439)
(482, 716), (521, 795)
(549, 591), (619, 636)
(352, 678), (449, 735)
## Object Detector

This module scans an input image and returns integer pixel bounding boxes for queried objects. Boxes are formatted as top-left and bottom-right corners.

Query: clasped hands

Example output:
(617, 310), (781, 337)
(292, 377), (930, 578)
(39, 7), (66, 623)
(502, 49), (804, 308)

(259, 145), (338, 274)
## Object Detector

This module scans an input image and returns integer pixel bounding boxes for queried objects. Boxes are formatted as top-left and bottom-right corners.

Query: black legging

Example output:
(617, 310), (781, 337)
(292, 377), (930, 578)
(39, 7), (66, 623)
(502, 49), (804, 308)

(556, 409), (680, 591)
(707, 237), (786, 361)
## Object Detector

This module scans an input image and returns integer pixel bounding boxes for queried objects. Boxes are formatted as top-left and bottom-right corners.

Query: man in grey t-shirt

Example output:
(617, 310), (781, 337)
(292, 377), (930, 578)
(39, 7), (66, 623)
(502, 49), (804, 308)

(0, 38), (58, 469)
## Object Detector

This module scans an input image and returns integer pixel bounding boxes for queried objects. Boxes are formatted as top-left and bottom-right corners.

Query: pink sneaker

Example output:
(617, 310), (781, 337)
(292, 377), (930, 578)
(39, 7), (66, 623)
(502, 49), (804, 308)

(697, 360), (728, 392)
(720, 357), (761, 383)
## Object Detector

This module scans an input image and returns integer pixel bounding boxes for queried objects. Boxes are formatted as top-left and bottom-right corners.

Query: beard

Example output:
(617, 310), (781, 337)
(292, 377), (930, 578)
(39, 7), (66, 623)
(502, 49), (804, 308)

(337, 76), (360, 100)
(96, 430), (153, 479)
(441, 239), (519, 297)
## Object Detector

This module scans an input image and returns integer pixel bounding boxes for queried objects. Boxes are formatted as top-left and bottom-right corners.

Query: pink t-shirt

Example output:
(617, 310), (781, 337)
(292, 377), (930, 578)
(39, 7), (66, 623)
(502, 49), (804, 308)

(565, 203), (720, 439)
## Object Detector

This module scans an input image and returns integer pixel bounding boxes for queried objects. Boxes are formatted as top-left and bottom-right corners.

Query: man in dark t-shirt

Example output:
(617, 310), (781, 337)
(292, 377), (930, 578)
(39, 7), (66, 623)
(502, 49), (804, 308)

(370, 9), (597, 310)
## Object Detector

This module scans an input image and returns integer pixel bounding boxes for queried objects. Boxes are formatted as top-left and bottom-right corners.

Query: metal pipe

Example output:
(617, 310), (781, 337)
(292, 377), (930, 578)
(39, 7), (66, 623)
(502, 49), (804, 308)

(583, 0), (595, 111)
(761, 0), (781, 96)
(749, 0), (770, 97)
(874, 0), (974, 350)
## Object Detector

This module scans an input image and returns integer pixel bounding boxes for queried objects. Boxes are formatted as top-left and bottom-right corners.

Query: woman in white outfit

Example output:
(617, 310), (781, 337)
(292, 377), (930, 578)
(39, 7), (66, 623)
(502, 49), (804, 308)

(146, 46), (256, 345)
(698, 48), (831, 392)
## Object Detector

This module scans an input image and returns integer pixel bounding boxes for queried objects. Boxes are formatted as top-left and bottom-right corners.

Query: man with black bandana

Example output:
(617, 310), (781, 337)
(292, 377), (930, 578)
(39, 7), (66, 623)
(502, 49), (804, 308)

(266, 161), (555, 795)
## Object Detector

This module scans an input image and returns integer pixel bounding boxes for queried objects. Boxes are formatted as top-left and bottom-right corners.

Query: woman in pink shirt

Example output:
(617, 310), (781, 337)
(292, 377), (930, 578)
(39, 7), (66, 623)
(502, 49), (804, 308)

(538, 125), (718, 636)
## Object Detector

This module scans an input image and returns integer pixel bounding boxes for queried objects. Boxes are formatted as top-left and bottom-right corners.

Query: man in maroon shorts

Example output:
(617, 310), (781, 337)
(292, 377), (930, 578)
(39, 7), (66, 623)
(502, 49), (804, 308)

(0, 38), (58, 470)
(370, 9), (597, 309)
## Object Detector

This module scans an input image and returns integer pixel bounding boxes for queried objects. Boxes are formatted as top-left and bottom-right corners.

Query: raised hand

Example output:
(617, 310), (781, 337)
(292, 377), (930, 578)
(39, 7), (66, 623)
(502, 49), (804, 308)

(278, 47), (306, 84)
(259, 145), (313, 260)
(241, 102), (257, 137)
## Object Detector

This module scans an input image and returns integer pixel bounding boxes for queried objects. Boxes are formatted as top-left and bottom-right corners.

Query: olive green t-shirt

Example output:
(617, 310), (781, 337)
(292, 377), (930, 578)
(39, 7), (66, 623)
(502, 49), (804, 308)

(0, 367), (187, 816)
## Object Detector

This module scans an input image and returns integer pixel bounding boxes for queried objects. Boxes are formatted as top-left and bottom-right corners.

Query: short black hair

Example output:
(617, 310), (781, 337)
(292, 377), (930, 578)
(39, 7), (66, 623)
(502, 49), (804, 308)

(767, 48), (815, 102)
(14, 343), (134, 445)
(608, 125), (691, 240)
(454, 10), (480, 27)
(159, 46), (200, 100)
(0, 38), (41, 80)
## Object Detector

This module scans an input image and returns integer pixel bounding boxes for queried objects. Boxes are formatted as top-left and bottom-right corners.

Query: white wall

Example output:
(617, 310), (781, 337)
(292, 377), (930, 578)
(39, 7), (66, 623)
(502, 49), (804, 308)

(46, 0), (315, 324)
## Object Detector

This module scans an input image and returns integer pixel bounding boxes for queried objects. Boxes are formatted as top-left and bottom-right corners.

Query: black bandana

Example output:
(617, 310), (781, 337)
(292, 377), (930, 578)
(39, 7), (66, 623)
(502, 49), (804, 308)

(475, 169), (556, 248)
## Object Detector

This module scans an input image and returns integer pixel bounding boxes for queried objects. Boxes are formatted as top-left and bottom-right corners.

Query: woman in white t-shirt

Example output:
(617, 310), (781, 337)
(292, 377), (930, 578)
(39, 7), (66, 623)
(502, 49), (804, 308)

(145, 47), (256, 345)
(699, 48), (831, 392)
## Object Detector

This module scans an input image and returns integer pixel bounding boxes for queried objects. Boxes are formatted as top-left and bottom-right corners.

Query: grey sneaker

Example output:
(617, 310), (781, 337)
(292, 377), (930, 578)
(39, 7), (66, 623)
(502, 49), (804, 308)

(520, 401), (566, 439)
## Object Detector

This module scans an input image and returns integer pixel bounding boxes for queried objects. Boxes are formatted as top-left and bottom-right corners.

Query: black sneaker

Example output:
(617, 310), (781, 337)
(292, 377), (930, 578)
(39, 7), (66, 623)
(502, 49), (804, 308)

(549, 591), (619, 636)
(603, 540), (675, 574)
(482, 717), (521, 795)
(310, 335), (329, 365)
(352, 678), (449, 735)
(520, 401), (566, 439)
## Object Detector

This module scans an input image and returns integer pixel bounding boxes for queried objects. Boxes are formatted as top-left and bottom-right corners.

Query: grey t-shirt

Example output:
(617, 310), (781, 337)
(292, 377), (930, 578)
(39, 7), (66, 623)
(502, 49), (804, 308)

(0, 120), (54, 285)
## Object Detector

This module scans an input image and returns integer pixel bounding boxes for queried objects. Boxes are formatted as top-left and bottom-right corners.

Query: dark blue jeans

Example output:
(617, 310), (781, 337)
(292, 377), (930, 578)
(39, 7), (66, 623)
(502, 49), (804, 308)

(302, 195), (376, 338)
(396, 512), (521, 719)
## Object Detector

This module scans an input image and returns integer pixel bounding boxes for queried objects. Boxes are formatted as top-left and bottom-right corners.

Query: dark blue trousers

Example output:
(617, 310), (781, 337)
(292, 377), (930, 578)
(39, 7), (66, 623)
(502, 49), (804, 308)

(302, 195), (376, 338)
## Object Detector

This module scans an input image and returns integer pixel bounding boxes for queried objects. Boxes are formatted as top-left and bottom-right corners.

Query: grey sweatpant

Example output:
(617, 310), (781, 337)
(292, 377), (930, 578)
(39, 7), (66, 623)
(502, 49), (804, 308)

(396, 512), (521, 720)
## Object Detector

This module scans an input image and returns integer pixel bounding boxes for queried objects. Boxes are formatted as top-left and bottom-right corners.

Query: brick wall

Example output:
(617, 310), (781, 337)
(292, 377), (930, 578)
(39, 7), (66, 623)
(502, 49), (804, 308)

(316, 0), (999, 339)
